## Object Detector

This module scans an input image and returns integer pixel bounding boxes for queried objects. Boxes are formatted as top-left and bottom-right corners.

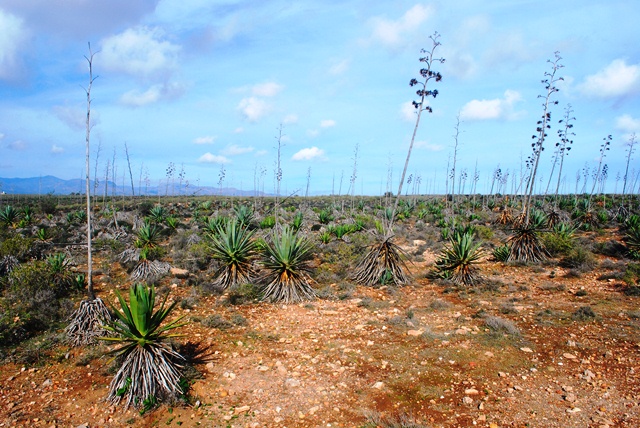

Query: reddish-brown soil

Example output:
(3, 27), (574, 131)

(1, 221), (639, 427)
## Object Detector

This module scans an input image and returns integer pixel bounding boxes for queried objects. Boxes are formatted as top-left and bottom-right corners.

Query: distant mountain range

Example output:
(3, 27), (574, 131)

(0, 176), (266, 197)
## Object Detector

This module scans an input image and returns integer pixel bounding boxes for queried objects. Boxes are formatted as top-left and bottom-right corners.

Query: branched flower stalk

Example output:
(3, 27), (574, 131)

(553, 105), (575, 205)
(354, 32), (443, 287)
(389, 32), (444, 232)
(522, 52), (563, 226)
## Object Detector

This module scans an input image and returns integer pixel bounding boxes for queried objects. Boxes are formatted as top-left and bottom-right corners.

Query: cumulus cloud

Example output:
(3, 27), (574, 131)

(100, 26), (180, 80)
(252, 82), (283, 97)
(52, 105), (85, 130)
(221, 144), (254, 156)
(292, 147), (327, 161)
(0, 9), (28, 81)
(198, 152), (230, 164)
(51, 144), (64, 154)
(320, 119), (336, 128)
(401, 101), (417, 122)
(415, 141), (444, 151)
(193, 136), (216, 145)
(369, 4), (434, 51)
(120, 82), (185, 107)
(282, 114), (298, 124)
(237, 97), (270, 122)
(579, 59), (640, 99)
(460, 90), (523, 121)
(616, 114), (640, 133)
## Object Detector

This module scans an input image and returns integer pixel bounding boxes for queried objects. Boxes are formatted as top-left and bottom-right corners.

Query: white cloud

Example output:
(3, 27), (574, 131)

(320, 119), (336, 128)
(292, 146), (327, 161)
(255, 149), (268, 156)
(0, 133), (4, 140)
(193, 136), (216, 145)
(369, 4), (434, 51)
(460, 90), (523, 121)
(415, 141), (444, 151)
(120, 82), (185, 107)
(198, 152), (230, 164)
(100, 26), (180, 79)
(282, 114), (298, 124)
(237, 97), (270, 122)
(307, 129), (320, 138)
(252, 82), (283, 97)
(234, 127), (244, 133)
(51, 144), (64, 154)
(52, 105), (85, 130)
(579, 59), (640, 98)
(0, 9), (28, 81)
(616, 114), (640, 132)
(221, 144), (254, 156)
(401, 101), (417, 122)
(8, 140), (27, 151)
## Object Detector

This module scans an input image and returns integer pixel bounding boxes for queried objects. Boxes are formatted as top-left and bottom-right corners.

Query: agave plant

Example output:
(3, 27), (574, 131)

(102, 283), (186, 409)
(202, 215), (226, 235)
(130, 248), (170, 281)
(435, 232), (483, 286)
(234, 204), (254, 228)
(135, 223), (162, 249)
(208, 219), (256, 290)
(317, 209), (333, 225)
(260, 226), (315, 303)
(0, 205), (20, 226)
(353, 235), (410, 286)
(625, 225), (640, 259)
(147, 205), (167, 224)
(492, 245), (510, 262)
(291, 211), (304, 232)
(495, 208), (514, 226)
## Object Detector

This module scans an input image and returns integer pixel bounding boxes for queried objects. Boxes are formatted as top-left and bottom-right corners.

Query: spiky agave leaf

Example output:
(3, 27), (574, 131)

(260, 226), (315, 303)
(353, 236), (410, 286)
(101, 284), (186, 408)
(507, 228), (548, 263)
(208, 218), (256, 290)
(625, 226), (640, 259)
(435, 232), (483, 286)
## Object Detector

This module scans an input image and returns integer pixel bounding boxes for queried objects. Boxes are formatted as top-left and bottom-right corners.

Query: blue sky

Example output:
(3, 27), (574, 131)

(0, 0), (639, 195)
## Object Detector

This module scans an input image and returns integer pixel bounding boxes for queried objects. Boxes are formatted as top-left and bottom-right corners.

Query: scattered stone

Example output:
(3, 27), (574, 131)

(170, 267), (189, 278)
(564, 393), (577, 403)
(464, 388), (479, 395)
(520, 347), (533, 353)
(407, 329), (423, 337)
(566, 407), (581, 413)
(285, 378), (301, 388)
(372, 381), (384, 389)
(462, 396), (474, 405)
(563, 353), (577, 360)
(42, 379), (53, 387)
(234, 405), (251, 415)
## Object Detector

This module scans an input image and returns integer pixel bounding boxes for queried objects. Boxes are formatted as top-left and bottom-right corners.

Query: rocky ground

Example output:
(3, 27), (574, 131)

(1, 199), (640, 428)
(2, 249), (639, 428)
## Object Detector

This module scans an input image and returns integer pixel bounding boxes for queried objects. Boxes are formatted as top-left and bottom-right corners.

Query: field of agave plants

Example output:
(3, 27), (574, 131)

(1, 192), (640, 426)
